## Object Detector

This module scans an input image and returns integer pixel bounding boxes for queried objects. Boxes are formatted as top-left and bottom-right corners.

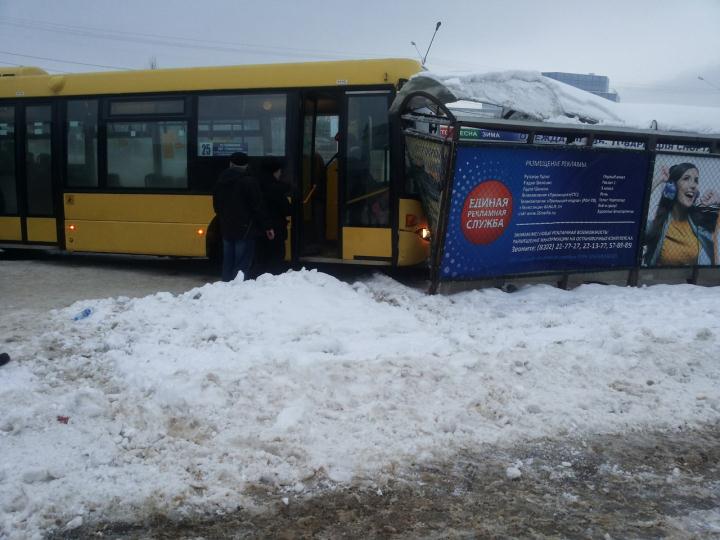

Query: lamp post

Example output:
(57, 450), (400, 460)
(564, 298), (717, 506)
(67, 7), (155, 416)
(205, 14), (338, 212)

(423, 22), (442, 66)
(410, 41), (423, 64)
(410, 21), (442, 67)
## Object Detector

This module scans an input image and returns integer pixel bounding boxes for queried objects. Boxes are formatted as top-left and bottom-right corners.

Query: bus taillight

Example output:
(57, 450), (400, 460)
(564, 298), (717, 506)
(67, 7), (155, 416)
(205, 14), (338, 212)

(417, 227), (431, 241)
(196, 228), (205, 236)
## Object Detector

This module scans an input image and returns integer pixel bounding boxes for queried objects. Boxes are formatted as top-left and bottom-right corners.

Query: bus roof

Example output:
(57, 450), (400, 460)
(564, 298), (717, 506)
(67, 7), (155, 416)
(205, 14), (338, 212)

(0, 58), (422, 99)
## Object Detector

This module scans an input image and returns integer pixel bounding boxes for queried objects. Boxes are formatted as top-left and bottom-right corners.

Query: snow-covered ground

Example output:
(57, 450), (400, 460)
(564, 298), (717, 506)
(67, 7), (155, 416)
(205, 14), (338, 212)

(1, 264), (719, 538)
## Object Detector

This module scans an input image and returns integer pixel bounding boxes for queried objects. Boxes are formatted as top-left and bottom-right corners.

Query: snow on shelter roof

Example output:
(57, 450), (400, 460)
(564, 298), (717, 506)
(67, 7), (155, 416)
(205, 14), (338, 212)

(392, 70), (720, 136)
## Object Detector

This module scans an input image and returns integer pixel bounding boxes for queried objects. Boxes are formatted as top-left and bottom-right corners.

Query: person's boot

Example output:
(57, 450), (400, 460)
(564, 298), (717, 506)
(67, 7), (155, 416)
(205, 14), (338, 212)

(0, 353), (10, 367)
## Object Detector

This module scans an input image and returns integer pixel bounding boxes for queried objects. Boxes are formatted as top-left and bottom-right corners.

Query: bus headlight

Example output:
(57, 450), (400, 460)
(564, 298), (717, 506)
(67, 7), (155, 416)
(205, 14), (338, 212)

(417, 227), (431, 241)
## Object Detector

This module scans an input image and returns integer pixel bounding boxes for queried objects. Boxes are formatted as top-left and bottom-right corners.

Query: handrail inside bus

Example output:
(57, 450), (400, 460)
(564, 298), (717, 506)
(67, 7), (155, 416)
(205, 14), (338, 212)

(346, 187), (389, 205)
(302, 184), (318, 205)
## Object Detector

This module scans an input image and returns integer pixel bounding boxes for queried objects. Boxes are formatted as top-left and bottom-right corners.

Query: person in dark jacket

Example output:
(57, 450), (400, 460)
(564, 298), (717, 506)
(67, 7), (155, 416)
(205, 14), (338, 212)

(254, 156), (292, 276)
(213, 152), (274, 281)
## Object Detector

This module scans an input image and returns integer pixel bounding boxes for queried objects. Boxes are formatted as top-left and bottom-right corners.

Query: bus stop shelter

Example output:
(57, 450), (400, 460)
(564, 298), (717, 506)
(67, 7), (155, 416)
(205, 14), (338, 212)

(391, 71), (720, 293)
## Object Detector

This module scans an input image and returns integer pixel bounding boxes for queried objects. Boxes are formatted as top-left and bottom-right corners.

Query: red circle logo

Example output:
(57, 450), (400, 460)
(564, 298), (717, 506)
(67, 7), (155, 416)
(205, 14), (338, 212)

(461, 180), (513, 245)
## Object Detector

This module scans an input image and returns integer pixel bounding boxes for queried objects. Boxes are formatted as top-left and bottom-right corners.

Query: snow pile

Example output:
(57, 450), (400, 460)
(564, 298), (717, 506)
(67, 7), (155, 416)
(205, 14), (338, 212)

(427, 70), (625, 124)
(412, 70), (720, 134)
(2, 270), (720, 537)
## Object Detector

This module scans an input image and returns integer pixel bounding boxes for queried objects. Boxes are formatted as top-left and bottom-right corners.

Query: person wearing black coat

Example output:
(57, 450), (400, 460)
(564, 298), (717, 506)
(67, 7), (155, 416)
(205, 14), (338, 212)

(212, 152), (274, 281)
(254, 156), (292, 276)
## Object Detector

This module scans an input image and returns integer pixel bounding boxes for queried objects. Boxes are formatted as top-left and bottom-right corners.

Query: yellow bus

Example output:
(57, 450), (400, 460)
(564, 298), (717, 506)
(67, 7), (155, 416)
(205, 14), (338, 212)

(0, 59), (430, 268)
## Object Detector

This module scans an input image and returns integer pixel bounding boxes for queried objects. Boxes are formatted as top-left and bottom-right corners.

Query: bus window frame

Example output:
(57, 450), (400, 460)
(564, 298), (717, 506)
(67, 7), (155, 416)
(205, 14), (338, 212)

(105, 118), (190, 191)
(99, 93), (194, 193)
(61, 85), (399, 199)
(190, 89), (300, 196)
(196, 91), (288, 154)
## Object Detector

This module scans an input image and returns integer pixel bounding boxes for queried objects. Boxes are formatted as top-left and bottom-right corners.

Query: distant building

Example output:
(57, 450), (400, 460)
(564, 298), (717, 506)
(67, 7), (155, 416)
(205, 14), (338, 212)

(542, 72), (620, 102)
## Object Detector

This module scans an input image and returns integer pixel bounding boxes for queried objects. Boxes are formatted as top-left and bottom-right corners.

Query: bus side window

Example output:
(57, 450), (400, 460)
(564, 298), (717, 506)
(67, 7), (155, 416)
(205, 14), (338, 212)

(107, 121), (187, 189)
(192, 93), (287, 192)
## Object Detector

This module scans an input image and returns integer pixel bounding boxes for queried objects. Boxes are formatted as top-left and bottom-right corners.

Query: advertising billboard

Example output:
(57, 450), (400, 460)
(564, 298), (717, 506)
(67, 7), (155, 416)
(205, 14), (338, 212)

(642, 154), (720, 267)
(440, 145), (650, 279)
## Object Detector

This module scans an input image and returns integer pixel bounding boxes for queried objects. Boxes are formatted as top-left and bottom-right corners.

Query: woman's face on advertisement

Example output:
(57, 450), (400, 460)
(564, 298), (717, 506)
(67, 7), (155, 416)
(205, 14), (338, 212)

(675, 168), (699, 208)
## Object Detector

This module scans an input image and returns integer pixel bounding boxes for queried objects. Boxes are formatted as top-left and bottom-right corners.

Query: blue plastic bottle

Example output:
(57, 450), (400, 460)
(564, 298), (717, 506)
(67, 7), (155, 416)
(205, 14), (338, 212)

(73, 308), (93, 321)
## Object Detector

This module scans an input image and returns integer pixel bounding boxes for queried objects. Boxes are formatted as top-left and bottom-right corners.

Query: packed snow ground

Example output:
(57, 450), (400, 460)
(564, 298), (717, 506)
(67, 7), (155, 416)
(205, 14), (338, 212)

(2, 269), (720, 538)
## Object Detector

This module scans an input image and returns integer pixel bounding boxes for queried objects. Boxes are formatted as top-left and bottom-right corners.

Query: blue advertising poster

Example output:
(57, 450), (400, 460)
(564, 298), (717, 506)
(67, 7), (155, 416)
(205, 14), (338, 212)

(440, 145), (650, 279)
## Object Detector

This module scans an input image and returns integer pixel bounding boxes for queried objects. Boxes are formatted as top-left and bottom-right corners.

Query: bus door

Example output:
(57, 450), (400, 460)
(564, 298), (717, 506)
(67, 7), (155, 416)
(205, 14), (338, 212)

(297, 90), (393, 265)
(298, 91), (341, 260)
(340, 90), (393, 264)
(17, 103), (59, 245)
(0, 104), (20, 242)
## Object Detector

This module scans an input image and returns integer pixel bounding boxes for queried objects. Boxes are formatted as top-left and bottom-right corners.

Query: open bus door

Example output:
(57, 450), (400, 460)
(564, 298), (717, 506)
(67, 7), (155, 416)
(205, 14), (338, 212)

(298, 91), (341, 261)
(297, 90), (394, 265)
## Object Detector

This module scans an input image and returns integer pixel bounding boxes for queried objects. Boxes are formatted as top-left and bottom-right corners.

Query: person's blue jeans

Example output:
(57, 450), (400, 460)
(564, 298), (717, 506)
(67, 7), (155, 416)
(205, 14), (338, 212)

(222, 237), (256, 281)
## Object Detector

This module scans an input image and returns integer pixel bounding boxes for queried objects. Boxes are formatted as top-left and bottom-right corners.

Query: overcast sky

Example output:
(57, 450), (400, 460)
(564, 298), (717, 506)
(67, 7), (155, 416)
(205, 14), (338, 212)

(1, 0), (719, 105)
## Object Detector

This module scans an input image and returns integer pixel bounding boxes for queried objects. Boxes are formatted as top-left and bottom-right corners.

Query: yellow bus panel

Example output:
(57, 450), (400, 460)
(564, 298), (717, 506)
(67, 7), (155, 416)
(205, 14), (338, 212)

(398, 198), (427, 233)
(342, 227), (391, 260)
(26, 218), (57, 243)
(1, 59), (421, 99)
(396, 198), (430, 266)
(64, 193), (214, 223)
(66, 220), (207, 256)
(63, 193), (214, 256)
(0, 217), (22, 241)
(397, 230), (430, 266)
